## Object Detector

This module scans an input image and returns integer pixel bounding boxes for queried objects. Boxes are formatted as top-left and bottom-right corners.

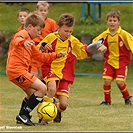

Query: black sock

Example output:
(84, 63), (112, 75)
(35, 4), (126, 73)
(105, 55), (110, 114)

(19, 97), (28, 114)
(20, 93), (43, 116)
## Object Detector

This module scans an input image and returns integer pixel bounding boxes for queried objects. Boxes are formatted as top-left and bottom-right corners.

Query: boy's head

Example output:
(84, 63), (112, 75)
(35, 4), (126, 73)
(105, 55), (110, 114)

(17, 8), (30, 25)
(36, 1), (49, 20)
(106, 11), (121, 21)
(24, 12), (45, 39)
(106, 11), (121, 33)
(57, 13), (75, 41)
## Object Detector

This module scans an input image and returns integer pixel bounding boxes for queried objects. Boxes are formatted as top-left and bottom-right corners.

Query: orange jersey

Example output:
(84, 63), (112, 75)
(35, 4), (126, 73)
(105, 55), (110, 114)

(6, 29), (57, 80)
(33, 17), (57, 46)
(17, 25), (23, 32)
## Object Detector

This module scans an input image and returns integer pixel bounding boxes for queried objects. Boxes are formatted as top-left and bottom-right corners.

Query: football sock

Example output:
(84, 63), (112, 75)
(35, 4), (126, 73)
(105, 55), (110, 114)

(103, 85), (111, 103)
(19, 97), (28, 114)
(20, 93), (43, 115)
(56, 103), (65, 112)
(43, 96), (54, 103)
(119, 83), (130, 99)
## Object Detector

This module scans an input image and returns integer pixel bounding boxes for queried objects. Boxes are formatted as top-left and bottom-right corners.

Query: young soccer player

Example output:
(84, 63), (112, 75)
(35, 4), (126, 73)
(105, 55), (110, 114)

(17, 8), (30, 32)
(33, 1), (57, 45)
(6, 12), (67, 126)
(30, 1), (58, 80)
(92, 11), (133, 105)
(37, 13), (106, 124)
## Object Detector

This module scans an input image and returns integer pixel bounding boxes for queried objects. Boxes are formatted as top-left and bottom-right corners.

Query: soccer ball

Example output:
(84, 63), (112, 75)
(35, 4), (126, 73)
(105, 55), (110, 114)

(37, 101), (57, 122)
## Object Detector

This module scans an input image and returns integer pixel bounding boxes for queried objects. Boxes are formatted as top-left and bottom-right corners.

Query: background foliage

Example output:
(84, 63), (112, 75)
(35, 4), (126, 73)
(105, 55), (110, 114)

(0, 2), (133, 73)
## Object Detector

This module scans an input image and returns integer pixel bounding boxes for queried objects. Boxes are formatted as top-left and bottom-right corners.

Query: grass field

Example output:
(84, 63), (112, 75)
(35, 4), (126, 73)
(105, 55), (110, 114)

(0, 2), (133, 132)
(0, 74), (132, 132)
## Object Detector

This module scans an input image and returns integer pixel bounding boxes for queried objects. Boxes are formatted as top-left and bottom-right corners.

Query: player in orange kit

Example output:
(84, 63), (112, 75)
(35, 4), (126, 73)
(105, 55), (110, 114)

(31, 1), (58, 80)
(6, 12), (66, 126)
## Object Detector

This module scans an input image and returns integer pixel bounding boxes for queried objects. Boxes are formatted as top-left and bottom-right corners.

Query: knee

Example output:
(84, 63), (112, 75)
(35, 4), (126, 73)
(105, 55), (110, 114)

(47, 87), (56, 96)
(116, 80), (124, 88)
(38, 85), (47, 98)
(104, 79), (111, 86)
(59, 102), (68, 111)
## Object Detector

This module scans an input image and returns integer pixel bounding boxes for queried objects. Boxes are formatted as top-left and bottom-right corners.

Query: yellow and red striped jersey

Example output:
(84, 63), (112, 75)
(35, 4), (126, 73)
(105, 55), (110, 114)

(93, 26), (133, 69)
(38, 31), (91, 83)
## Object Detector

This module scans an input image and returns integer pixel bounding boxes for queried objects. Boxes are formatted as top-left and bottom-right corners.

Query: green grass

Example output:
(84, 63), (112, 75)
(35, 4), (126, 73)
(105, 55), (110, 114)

(0, 74), (133, 131)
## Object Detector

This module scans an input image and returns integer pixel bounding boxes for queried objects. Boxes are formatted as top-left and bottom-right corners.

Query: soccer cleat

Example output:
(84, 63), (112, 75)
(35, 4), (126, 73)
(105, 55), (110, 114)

(16, 114), (34, 126)
(16, 114), (32, 124)
(53, 112), (62, 123)
(125, 96), (132, 105)
(100, 101), (111, 105)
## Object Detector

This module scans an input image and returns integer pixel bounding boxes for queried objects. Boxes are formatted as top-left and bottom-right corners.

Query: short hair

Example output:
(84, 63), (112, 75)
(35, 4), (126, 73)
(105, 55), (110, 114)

(24, 12), (45, 28)
(106, 11), (121, 21)
(58, 13), (75, 27)
(36, 1), (49, 9)
(17, 8), (30, 17)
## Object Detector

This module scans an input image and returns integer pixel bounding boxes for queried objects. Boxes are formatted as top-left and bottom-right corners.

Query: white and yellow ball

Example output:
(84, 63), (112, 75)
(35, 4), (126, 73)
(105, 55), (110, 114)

(37, 102), (57, 122)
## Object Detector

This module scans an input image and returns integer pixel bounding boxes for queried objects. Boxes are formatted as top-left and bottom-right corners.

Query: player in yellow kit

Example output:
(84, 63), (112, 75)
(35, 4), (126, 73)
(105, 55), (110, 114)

(37, 13), (106, 124)
(93, 11), (133, 105)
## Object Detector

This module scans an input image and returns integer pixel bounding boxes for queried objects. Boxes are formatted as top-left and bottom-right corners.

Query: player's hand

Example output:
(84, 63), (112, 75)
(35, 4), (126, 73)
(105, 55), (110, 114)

(24, 40), (35, 48)
(56, 52), (68, 58)
(44, 43), (53, 51)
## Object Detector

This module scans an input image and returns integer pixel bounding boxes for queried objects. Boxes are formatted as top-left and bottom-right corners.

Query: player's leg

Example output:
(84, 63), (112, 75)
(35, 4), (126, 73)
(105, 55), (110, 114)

(12, 72), (47, 126)
(53, 80), (70, 123)
(54, 95), (68, 123)
(38, 78), (58, 125)
(100, 63), (113, 105)
(116, 66), (132, 105)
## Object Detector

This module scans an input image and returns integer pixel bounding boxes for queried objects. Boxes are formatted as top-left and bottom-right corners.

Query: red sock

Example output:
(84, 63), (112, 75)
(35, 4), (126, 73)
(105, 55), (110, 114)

(119, 83), (130, 99)
(103, 85), (111, 103)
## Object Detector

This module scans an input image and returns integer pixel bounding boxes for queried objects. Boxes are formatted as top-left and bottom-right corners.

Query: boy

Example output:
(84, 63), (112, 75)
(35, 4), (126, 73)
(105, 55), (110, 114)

(37, 13), (106, 124)
(33, 1), (57, 45)
(92, 11), (133, 105)
(31, 1), (58, 80)
(17, 8), (30, 32)
(6, 12), (66, 126)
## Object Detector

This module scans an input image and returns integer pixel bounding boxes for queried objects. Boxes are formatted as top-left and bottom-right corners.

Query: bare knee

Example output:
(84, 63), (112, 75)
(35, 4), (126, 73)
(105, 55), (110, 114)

(59, 102), (68, 111)
(104, 79), (112, 86)
(116, 80), (124, 88)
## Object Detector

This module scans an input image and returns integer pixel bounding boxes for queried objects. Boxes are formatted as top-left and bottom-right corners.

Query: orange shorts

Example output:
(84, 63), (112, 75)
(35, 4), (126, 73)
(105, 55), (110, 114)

(11, 71), (37, 91)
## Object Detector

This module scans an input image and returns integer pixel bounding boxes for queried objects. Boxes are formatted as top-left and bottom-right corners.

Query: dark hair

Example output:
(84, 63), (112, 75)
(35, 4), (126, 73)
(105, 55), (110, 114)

(58, 13), (75, 27)
(17, 8), (30, 17)
(24, 12), (45, 28)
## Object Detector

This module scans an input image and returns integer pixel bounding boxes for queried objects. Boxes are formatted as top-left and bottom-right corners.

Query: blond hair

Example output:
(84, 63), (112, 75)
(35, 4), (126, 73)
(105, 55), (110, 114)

(106, 11), (121, 21)
(36, 1), (49, 9)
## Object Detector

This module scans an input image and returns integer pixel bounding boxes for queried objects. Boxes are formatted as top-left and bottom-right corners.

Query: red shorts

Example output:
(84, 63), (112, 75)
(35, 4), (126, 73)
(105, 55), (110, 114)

(11, 71), (36, 91)
(102, 62), (127, 81)
(45, 72), (70, 98)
